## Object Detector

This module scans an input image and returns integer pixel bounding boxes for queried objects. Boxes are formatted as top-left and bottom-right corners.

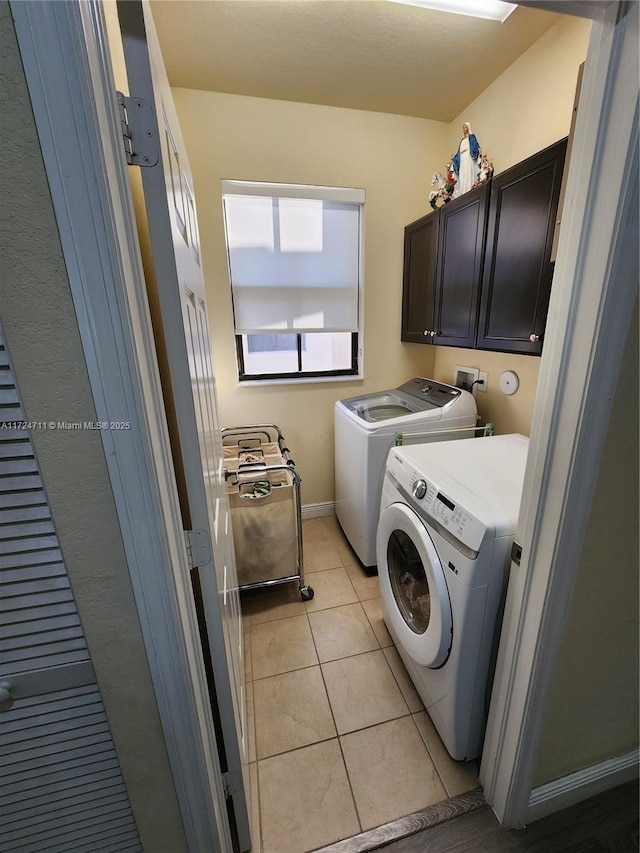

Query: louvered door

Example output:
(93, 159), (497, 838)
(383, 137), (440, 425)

(0, 326), (142, 853)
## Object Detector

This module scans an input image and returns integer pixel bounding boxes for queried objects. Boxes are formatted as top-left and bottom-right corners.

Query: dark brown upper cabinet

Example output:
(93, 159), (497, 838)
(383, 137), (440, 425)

(433, 183), (489, 348)
(401, 211), (438, 344)
(477, 138), (567, 355)
(401, 138), (567, 356)
(401, 183), (488, 347)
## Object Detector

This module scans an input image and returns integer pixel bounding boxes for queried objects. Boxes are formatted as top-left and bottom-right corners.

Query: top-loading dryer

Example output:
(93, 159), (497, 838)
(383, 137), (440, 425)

(334, 378), (477, 567)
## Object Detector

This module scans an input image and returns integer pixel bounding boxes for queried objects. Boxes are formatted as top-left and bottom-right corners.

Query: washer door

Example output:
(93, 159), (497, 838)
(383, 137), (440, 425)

(377, 502), (452, 668)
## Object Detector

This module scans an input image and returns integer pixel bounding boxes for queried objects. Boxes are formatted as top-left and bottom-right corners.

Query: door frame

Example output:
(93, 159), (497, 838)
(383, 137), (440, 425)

(10, 1), (233, 850)
(480, 0), (639, 827)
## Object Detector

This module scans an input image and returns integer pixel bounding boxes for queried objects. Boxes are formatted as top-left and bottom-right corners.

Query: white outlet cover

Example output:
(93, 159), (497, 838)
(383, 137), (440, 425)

(499, 370), (520, 395)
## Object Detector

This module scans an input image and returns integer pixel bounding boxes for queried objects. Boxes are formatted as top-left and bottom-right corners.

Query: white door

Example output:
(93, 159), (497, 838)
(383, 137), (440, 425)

(115, 3), (249, 848)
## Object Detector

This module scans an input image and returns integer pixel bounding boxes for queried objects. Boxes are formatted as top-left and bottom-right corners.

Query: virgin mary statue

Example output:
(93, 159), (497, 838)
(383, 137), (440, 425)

(451, 122), (481, 198)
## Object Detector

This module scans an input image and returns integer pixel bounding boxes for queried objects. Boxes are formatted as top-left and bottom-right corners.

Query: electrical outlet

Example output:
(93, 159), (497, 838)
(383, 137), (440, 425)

(454, 365), (479, 394)
(478, 371), (488, 392)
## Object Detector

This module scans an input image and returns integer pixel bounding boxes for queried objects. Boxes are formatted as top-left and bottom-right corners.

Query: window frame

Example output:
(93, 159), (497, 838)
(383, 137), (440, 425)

(222, 180), (365, 384)
(235, 331), (359, 382)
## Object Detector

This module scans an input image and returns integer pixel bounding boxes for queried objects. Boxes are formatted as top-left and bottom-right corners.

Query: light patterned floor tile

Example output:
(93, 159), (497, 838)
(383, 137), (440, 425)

(340, 716), (447, 830)
(334, 536), (362, 566)
(304, 538), (344, 572)
(245, 523), (476, 850)
(321, 649), (409, 734)
(241, 583), (307, 626)
(321, 514), (345, 541)
(258, 740), (360, 853)
(412, 711), (480, 798)
(309, 603), (379, 663)
(302, 516), (333, 544)
(383, 645), (424, 713)
(344, 562), (381, 601)
(251, 615), (318, 679)
(304, 568), (358, 612)
(361, 596), (394, 647)
(253, 666), (336, 759)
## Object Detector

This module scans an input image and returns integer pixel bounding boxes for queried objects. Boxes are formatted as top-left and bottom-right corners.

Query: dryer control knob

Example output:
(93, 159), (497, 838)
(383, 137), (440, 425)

(412, 479), (427, 500)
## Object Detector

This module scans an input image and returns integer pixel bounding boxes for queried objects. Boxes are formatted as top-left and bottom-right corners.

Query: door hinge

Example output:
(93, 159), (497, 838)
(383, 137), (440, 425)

(184, 528), (212, 570)
(116, 92), (159, 167)
(222, 769), (243, 800)
(511, 541), (523, 566)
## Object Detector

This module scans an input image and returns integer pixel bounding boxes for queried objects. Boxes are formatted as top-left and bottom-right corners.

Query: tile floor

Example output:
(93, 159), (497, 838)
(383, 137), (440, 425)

(242, 515), (479, 853)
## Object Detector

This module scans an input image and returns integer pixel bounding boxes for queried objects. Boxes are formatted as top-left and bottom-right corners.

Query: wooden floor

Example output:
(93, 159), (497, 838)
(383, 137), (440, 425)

(375, 780), (639, 853)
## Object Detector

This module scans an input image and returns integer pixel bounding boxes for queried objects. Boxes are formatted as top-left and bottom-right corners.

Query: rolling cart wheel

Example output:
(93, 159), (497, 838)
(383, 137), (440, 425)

(300, 586), (314, 602)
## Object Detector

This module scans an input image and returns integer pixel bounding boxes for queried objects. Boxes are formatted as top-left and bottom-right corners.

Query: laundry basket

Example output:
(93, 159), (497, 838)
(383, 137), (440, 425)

(222, 424), (314, 601)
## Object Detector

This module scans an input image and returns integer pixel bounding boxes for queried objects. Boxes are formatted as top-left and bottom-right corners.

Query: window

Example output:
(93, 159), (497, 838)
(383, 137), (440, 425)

(222, 181), (364, 381)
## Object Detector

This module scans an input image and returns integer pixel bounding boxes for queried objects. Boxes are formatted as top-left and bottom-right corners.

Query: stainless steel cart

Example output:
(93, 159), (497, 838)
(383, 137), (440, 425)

(222, 424), (314, 601)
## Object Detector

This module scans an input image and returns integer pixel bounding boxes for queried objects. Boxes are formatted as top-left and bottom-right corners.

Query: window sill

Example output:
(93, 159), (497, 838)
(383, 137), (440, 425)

(237, 373), (364, 388)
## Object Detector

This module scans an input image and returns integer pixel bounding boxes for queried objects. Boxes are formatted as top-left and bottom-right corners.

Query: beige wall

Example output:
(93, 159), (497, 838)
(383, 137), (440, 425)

(447, 15), (591, 174)
(174, 15), (590, 505)
(173, 89), (445, 505)
(431, 15), (591, 435)
(0, 4), (187, 850)
(533, 301), (639, 784)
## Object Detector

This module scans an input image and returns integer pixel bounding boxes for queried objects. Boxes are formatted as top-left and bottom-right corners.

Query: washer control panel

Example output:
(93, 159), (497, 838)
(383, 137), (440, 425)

(412, 479), (427, 500)
(408, 472), (486, 553)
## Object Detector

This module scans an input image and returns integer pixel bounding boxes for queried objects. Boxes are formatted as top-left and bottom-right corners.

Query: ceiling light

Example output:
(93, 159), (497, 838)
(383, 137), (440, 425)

(386, 0), (517, 23)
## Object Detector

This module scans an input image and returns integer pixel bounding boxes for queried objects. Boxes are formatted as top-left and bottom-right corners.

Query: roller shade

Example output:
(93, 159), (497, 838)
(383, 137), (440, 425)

(222, 183), (363, 335)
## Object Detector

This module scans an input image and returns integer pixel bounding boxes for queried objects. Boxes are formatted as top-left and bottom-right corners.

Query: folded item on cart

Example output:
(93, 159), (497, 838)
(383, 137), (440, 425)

(223, 442), (285, 468)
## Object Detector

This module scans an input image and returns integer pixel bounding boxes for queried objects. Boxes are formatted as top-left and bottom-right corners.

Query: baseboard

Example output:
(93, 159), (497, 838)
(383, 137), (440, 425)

(526, 748), (639, 823)
(302, 501), (335, 519)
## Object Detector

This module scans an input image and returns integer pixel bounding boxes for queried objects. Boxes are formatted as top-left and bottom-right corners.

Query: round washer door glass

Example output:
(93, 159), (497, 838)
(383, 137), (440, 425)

(388, 529), (431, 634)
(377, 501), (452, 668)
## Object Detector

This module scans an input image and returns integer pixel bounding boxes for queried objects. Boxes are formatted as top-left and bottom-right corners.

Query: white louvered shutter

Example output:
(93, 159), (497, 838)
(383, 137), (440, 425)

(0, 326), (142, 853)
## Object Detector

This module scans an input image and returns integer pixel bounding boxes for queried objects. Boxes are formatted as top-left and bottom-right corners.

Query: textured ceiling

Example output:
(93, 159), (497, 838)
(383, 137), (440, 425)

(150, 1), (561, 122)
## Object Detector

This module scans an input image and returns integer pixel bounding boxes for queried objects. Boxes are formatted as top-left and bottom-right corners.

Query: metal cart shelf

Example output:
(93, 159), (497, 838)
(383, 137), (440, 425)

(222, 424), (314, 601)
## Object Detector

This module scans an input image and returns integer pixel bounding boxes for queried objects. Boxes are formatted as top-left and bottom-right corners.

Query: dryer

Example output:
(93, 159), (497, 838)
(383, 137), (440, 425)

(376, 434), (528, 761)
(334, 378), (477, 568)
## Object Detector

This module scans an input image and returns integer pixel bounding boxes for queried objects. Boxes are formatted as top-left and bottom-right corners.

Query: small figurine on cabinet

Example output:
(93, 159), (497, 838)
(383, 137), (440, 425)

(428, 162), (456, 210)
(472, 153), (494, 188)
(451, 121), (482, 198)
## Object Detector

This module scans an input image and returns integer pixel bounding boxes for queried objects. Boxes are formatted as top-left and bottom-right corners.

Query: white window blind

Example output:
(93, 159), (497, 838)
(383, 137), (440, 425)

(222, 182), (364, 335)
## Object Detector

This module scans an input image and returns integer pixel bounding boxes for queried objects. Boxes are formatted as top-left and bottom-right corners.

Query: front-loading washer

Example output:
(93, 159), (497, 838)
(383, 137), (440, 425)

(334, 378), (477, 568)
(376, 434), (529, 761)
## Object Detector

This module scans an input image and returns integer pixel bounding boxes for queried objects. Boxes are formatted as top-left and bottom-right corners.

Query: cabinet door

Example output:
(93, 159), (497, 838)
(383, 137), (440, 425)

(477, 138), (567, 355)
(433, 183), (488, 348)
(401, 212), (438, 344)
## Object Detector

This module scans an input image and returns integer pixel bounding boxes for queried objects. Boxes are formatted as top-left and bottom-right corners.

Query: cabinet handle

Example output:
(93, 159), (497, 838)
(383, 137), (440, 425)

(423, 330), (430, 336)
(529, 334), (541, 343)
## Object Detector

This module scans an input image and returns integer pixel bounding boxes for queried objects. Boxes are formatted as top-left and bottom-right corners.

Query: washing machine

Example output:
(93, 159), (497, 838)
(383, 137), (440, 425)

(334, 378), (477, 568)
(376, 434), (529, 761)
